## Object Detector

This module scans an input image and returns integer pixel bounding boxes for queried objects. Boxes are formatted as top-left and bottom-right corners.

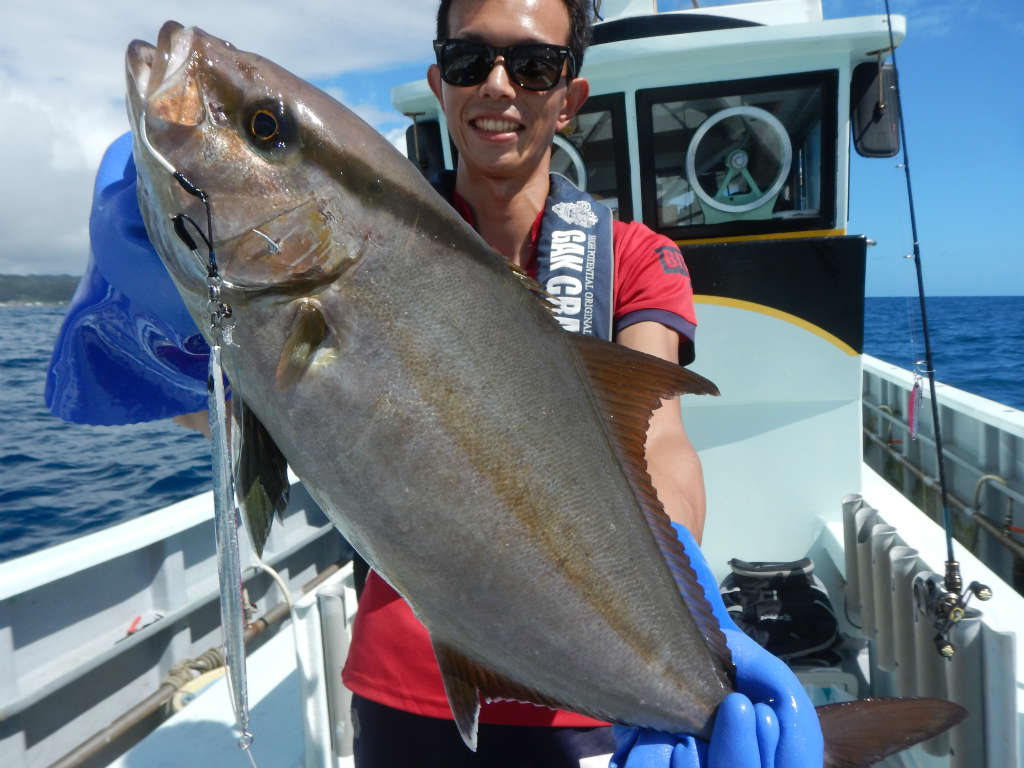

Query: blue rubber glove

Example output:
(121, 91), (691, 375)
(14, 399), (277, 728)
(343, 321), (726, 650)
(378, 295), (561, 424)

(46, 133), (212, 425)
(610, 694), (779, 768)
(609, 523), (822, 768)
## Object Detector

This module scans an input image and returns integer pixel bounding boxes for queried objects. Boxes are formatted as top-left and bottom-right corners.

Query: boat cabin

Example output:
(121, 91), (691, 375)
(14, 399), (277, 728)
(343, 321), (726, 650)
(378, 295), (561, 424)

(393, 0), (906, 569)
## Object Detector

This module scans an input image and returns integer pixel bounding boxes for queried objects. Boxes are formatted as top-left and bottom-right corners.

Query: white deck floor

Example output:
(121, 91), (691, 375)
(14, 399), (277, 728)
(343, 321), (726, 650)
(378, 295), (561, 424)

(110, 627), (310, 768)
(111, 564), (358, 768)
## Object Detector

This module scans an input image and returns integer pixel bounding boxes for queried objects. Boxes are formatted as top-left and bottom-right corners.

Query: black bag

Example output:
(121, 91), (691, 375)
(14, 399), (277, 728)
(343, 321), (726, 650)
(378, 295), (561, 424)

(719, 558), (841, 666)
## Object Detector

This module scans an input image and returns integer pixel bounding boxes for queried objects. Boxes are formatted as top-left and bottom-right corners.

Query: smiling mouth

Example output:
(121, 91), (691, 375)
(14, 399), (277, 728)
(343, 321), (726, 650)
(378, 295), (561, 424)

(472, 118), (521, 133)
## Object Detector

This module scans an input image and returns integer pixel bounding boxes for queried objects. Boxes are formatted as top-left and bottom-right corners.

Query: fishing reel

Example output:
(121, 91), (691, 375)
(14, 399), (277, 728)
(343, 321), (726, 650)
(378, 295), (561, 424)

(913, 563), (992, 658)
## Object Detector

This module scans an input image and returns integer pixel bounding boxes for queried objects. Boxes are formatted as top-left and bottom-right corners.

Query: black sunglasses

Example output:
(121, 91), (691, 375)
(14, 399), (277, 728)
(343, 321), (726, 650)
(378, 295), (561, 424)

(433, 39), (576, 92)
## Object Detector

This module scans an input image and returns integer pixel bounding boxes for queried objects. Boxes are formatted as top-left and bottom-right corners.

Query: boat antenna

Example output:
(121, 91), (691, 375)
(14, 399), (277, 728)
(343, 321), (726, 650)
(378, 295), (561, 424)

(881, 1), (991, 655)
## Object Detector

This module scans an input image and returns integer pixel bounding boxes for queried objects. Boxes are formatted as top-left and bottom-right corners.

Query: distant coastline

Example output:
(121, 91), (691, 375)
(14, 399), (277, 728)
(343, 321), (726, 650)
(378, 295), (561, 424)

(0, 275), (80, 304)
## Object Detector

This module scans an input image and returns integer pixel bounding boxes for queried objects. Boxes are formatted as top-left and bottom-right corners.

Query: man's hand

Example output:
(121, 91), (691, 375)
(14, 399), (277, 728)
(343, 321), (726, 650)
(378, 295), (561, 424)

(609, 524), (823, 768)
(172, 410), (212, 437)
(610, 693), (779, 768)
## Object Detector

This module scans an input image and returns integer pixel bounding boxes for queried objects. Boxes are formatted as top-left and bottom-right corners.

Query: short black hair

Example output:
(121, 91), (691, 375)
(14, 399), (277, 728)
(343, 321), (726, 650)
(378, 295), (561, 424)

(435, 0), (593, 76)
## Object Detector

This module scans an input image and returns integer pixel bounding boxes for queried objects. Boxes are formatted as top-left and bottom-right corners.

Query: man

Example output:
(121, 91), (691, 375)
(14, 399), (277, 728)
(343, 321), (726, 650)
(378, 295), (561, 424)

(426, 0), (706, 537)
(340, 1), (822, 767)
(48, 0), (822, 765)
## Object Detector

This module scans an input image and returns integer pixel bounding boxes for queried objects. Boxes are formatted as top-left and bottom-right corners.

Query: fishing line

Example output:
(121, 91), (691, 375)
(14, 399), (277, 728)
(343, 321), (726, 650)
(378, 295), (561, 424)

(882, 3), (990, 624)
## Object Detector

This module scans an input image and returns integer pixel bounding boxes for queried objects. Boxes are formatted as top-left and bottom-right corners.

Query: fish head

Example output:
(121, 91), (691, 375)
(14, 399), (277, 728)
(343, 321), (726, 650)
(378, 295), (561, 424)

(124, 21), (489, 406)
(124, 21), (389, 315)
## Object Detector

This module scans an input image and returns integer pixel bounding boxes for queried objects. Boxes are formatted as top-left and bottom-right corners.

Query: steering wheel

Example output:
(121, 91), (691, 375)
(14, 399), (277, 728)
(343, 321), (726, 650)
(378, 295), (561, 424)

(685, 105), (792, 214)
(552, 133), (587, 191)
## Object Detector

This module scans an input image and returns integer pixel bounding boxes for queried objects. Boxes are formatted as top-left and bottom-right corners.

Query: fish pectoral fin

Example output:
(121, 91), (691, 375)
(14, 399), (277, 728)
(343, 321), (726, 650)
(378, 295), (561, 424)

(275, 300), (329, 391)
(232, 397), (290, 557)
(432, 639), (581, 752)
(818, 697), (966, 767)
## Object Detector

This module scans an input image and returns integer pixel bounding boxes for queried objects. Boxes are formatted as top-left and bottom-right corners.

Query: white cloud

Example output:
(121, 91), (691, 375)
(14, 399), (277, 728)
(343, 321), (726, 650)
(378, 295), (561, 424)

(386, 127), (410, 157)
(322, 85), (414, 131)
(1, 0), (437, 274)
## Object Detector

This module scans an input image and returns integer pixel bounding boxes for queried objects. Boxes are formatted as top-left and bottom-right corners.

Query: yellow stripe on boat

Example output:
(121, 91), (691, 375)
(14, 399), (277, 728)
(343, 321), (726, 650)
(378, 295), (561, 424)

(694, 294), (859, 356)
(677, 228), (846, 246)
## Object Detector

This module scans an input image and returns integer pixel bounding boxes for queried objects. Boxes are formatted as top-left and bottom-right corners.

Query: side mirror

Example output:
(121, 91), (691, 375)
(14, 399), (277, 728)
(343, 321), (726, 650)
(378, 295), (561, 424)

(851, 61), (901, 158)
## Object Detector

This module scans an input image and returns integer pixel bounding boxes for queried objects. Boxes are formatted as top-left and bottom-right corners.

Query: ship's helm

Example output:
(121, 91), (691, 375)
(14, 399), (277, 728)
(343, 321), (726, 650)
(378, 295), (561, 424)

(686, 105), (792, 225)
(551, 133), (588, 191)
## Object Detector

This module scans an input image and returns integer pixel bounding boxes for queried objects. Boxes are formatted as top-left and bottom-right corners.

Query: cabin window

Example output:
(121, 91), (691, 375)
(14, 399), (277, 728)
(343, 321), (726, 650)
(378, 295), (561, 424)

(637, 71), (837, 240)
(551, 94), (633, 221)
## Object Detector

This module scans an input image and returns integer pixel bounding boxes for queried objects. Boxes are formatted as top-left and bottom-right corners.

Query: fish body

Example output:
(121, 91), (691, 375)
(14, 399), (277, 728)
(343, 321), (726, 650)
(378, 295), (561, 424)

(125, 22), (964, 762)
(127, 21), (730, 740)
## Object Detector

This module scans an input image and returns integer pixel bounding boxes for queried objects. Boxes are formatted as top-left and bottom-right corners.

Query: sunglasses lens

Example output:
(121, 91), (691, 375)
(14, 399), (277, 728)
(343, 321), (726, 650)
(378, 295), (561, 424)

(508, 46), (564, 90)
(438, 41), (567, 91)
(440, 42), (493, 86)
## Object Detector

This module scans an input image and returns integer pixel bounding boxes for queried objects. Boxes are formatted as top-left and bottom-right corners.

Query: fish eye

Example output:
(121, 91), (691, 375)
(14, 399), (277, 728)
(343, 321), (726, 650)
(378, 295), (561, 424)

(250, 109), (278, 141)
(244, 99), (295, 153)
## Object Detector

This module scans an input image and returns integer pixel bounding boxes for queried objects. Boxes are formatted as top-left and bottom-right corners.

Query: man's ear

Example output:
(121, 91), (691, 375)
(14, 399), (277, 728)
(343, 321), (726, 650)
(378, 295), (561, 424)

(556, 76), (590, 132)
(427, 64), (445, 107)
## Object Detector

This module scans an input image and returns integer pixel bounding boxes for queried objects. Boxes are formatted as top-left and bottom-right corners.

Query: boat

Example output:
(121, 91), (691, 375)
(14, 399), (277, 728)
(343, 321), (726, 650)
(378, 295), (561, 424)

(2, 1), (1021, 766)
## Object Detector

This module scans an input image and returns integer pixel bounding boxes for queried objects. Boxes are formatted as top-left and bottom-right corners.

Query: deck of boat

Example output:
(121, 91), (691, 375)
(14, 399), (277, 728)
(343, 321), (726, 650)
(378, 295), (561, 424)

(105, 461), (1024, 768)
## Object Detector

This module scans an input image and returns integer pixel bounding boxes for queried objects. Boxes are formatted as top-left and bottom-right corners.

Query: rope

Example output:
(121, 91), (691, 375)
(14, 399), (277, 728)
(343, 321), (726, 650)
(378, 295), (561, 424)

(160, 647), (228, 691)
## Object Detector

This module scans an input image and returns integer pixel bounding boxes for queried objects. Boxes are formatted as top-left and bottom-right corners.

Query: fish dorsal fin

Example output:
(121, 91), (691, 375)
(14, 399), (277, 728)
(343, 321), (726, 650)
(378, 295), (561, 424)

(569, 334), (733, 683)
(432, 639), (597, 751)
(231, 397), (290, 557)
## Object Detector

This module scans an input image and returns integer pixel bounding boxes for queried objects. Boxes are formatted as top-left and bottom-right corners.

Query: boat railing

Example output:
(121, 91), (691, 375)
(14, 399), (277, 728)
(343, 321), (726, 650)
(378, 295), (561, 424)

(0, 480), (348, 767)
(842, 487), (1022, 767)
(861, 354), (1024, 595)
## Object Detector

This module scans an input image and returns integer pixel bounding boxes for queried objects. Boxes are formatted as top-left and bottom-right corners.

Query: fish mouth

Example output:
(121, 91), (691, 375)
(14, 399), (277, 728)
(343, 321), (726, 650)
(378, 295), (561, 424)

(126, 21), (208, 129)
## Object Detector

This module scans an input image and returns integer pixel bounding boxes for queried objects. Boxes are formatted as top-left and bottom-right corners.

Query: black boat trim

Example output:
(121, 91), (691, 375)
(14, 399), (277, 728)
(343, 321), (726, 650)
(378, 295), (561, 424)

(592, 14), (761, 46)
(684, 235), (867, 355)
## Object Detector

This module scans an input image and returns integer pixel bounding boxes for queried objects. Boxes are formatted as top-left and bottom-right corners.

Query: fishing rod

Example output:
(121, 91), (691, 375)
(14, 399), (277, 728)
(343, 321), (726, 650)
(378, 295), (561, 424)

(880, 1), (991, 657)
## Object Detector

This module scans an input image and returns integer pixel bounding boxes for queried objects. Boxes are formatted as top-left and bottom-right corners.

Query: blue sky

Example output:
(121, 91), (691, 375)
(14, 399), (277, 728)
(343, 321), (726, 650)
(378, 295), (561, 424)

(3, 0), (1020, 296)
(831, 1), (1024, 296)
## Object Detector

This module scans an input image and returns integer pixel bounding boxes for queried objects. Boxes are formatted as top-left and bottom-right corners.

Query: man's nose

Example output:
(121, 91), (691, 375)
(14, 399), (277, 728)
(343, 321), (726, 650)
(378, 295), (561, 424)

(479, 55), (517, 99)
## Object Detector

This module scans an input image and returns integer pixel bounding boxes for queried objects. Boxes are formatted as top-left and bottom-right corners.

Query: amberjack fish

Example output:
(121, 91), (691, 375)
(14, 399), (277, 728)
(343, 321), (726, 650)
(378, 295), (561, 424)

(125, 22), (964, 764)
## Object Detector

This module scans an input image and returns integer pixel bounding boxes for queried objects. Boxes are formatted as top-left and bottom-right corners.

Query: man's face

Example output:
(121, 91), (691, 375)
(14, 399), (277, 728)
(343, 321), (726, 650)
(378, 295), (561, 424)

(428, 0), (588, 182)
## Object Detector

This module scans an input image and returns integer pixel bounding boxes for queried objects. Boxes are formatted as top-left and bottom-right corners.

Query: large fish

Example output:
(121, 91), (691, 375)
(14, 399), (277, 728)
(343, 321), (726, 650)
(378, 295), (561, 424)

(125, 22), (963, 764)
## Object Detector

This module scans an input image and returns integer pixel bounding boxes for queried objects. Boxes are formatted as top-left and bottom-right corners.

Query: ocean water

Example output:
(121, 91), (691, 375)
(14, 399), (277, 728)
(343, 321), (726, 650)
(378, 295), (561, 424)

(1, 297), (1022, 562)
(1, 304), (212, 561)
(862, 296), (1024, 411)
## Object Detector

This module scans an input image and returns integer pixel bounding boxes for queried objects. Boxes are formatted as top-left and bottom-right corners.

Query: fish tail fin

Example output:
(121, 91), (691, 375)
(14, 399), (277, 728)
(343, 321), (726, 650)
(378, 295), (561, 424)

(818, 697), (966, 767)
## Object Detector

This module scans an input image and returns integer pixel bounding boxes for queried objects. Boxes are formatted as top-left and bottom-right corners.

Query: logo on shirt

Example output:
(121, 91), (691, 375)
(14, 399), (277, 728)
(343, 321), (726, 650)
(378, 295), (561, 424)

(657, 245), (689, 277)
(552, 200), (599, 229)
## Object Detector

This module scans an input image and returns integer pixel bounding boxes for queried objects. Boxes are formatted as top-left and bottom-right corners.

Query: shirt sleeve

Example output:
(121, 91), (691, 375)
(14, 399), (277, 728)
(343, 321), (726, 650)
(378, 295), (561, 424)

(612, 220), (697, 364)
